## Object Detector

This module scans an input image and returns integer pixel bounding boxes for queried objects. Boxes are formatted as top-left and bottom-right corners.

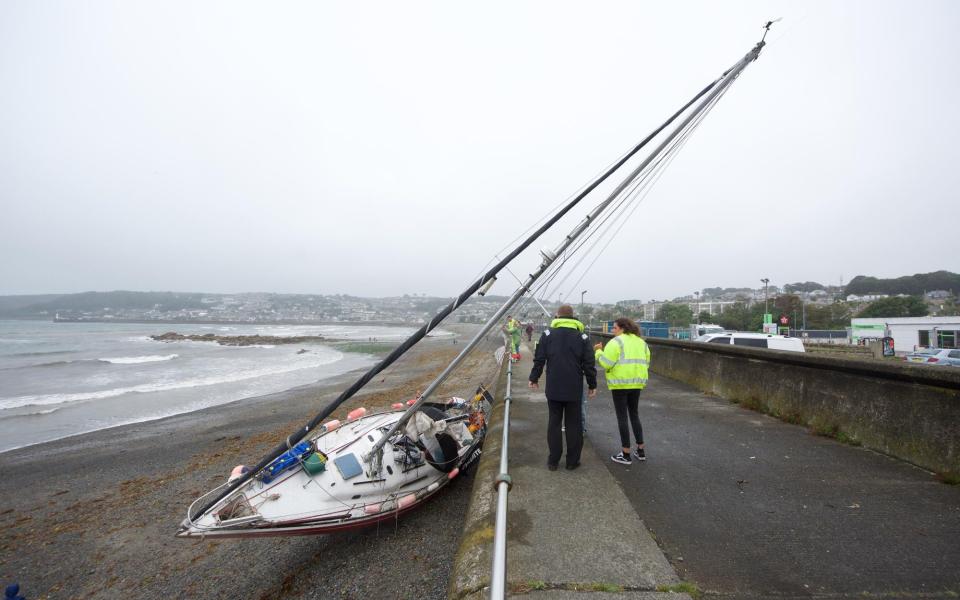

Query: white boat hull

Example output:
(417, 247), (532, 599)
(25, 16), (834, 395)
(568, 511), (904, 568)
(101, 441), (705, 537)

(177, 405), (485, 539)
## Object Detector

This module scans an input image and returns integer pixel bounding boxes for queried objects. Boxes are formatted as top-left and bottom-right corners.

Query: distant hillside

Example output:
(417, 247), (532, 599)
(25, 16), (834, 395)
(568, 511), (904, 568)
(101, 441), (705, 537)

(0, 294), (63, 313)
(844, 271), (959, 296)
(783, 281), (827, 293)
(0, 291), (208, 318)
(0, 290), (517, 321)
(702, 287), (753, 297)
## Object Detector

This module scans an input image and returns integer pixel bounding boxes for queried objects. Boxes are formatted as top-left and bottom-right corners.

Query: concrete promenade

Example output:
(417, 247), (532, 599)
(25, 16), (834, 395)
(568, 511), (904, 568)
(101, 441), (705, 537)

(450, 342), (692, 599)
(450, 340), (960, 599)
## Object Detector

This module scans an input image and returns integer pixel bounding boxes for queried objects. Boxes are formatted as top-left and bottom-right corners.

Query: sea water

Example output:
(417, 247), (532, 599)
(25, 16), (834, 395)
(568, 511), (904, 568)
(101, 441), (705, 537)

(0, 320), (444, 453)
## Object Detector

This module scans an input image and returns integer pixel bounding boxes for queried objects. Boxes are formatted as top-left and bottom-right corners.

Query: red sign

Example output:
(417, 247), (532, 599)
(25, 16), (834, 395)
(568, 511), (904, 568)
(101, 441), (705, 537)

(779, 315), (789, 325)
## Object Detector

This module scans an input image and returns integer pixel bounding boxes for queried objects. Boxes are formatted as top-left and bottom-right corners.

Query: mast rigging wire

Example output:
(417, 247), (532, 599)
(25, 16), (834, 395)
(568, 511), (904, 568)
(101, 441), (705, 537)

(523, 87), (724, 311)
(364, 44), (765, 465)
(549, 84), (737, 305)
(190, 72), (728, 520)
(559, 78), (733, 297)
(508, 78), (735, 332)
(464, 138), (666, 292)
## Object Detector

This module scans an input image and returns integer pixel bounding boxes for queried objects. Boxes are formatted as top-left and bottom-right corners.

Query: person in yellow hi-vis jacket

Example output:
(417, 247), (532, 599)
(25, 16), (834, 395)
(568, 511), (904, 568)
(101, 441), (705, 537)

(593, 317), (650, 464)
(505, 316), (522, 359)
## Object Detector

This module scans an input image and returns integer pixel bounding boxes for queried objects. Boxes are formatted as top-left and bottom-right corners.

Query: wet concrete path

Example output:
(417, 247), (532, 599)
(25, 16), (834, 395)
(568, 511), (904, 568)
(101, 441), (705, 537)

(584, 373), (960, 599)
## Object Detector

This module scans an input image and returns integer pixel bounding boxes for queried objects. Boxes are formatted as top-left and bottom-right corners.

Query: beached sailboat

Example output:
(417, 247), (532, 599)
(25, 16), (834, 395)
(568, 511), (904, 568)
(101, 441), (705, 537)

(180, 393), (492, 538)
(177, 32), (769, 539)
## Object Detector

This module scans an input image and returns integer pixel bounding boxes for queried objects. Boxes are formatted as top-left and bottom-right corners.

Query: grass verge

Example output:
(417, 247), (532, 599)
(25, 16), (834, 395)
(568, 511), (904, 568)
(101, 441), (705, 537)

(657, 581), (702, 598)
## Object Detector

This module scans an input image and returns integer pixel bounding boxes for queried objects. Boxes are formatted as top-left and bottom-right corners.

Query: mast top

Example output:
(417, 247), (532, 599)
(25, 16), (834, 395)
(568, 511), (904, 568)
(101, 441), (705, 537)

(760, 18), (781, 44)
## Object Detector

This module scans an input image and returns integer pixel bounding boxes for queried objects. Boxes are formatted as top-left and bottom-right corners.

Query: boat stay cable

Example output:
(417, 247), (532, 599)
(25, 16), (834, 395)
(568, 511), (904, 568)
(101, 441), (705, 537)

(467, 138), (661, 287)
(501, 79), (734, 333)
(524, 87), (723, 313)
(545, 83), (736, 306)
(362, 42), (766, 465)
(517, 145), (683, 315)
(190, 71), (730, 520)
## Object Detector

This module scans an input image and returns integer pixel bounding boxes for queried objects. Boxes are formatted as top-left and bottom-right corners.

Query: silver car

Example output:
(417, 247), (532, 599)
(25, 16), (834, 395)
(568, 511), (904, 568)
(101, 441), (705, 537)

(904, 348), (960, 366)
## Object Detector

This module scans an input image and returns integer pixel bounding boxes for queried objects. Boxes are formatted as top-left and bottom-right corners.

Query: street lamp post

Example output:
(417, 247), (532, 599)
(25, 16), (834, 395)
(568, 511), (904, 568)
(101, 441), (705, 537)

(580, 290), (588, 330)
(761, 278), (770, 314)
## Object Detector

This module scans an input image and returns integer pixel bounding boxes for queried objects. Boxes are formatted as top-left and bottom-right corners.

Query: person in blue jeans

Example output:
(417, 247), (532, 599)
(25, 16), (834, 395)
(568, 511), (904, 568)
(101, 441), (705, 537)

(581, 377), (588, 434)
(566, 378), (588, 434)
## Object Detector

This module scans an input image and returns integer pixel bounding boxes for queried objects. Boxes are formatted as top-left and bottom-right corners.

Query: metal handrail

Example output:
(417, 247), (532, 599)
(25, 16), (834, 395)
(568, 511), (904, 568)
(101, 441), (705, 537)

(489, 345), (514, 599)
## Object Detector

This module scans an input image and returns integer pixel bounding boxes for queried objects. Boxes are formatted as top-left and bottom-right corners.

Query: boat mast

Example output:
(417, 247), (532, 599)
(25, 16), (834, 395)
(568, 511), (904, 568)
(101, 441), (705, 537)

(366, 40), (767, 461)
(193, 41), (757, 520)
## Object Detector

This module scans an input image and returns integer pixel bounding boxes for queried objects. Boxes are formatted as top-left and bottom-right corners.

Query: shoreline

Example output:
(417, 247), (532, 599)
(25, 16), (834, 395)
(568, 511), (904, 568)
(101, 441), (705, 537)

(0, 323), (496, 599)
(0, 360), (373, 457)
(0, 331), (456, 460)
(0, 323), (454, 456)
(42, 317), (415, 326)
(0, 347), (380, 457)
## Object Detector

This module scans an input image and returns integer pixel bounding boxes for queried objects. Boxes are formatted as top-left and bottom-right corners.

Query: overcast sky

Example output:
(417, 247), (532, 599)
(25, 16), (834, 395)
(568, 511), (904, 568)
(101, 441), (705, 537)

(2, 1), (958, 304)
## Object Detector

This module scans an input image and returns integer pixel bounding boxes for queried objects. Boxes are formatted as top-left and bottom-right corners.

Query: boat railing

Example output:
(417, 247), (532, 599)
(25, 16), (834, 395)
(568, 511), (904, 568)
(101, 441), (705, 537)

(489, 341), (514, 599)
(184, 480), (232, 528)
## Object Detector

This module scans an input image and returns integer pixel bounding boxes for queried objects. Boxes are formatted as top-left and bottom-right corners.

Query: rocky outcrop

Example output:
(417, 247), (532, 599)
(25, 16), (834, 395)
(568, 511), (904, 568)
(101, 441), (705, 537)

(151, 332), (327, 346)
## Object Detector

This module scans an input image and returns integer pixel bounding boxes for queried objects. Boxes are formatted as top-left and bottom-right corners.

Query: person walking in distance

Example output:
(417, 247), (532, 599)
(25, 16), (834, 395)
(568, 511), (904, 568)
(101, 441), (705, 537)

(594, 318), (650, 464)
(505, 315), (522, 360)
(529, 305), (597, 470)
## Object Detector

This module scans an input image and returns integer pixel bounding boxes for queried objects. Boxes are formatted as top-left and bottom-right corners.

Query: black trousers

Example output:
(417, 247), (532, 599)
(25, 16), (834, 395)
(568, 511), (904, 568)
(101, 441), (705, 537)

(611, 388), (644, 448)
(547, 399), (583, 467)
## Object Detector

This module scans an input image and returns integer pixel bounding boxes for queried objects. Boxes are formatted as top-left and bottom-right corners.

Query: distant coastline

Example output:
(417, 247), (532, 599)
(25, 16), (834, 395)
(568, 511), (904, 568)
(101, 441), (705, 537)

(150, 331), (330, 346)
(47, 315), (409, 326)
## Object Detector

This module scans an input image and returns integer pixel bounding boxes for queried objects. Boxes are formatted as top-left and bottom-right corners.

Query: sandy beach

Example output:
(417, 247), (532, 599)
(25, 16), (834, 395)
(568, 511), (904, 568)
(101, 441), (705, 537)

(0, 323), (501, 599)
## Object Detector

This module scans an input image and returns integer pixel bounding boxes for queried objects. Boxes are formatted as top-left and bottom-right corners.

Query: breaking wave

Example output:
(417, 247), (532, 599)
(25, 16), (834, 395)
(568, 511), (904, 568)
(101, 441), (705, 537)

(220, 344), (276, 349)
(98, 354), (179, 365)
(0, 407), (60, 419)
(0, 352), (343, 411)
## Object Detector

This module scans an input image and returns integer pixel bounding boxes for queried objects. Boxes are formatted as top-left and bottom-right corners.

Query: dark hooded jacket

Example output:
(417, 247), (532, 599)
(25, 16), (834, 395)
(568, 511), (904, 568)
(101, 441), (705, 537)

(529, 317), (597, 403)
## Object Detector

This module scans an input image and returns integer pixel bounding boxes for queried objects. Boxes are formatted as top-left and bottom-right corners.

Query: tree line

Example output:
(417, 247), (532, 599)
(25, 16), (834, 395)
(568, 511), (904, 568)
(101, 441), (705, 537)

(845, 270), (958, 296)
(584, 294), (957, 332)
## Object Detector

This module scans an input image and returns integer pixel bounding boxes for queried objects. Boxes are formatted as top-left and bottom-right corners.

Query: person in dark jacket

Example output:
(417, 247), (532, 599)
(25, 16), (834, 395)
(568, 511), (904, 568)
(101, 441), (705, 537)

(528, 305), (597, 470)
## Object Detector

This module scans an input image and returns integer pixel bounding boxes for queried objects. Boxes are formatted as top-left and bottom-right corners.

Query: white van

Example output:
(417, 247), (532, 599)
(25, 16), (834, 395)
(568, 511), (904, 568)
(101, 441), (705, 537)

(690, 323), (725, 338)
(695, 331), (805, 353)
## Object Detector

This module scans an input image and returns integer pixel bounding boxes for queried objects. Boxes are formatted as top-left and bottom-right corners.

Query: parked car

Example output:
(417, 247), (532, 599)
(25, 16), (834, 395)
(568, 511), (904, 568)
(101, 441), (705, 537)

(904, 348), (960, 366)
(694, 332), (805, 352)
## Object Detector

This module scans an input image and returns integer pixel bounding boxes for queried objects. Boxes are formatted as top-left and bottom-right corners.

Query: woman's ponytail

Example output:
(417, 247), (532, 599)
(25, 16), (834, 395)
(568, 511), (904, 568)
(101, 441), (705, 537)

(615, 317), (641, 336)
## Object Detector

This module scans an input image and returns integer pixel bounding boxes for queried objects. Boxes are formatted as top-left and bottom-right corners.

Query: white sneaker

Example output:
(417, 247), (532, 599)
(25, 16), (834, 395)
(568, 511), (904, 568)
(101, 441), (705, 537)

(610, 451), (631, 465)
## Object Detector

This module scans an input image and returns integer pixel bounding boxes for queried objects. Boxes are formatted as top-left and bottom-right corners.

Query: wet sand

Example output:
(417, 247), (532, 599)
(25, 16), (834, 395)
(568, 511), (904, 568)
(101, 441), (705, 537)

(0, 324), (501, 599)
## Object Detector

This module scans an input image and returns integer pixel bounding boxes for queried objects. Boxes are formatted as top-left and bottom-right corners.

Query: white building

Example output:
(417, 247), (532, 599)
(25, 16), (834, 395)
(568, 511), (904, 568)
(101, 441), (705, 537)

(846, 294), (890, 302)
(641, 300), (737, 321)
(687, 300), (737, 316)
(850, 316), (960, 353)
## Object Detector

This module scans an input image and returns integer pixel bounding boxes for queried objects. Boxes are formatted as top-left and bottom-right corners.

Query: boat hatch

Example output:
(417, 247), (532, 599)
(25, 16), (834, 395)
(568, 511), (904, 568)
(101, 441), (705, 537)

(333, 453), (363, 480)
